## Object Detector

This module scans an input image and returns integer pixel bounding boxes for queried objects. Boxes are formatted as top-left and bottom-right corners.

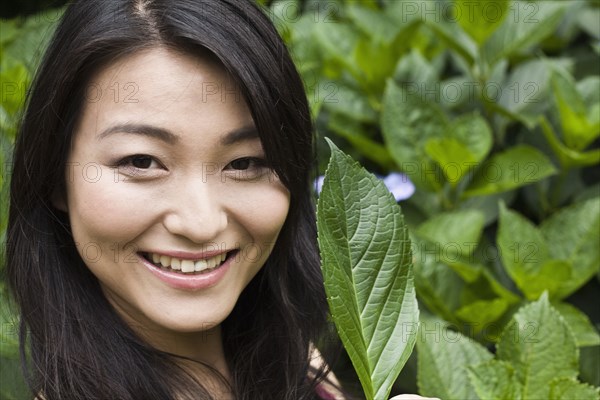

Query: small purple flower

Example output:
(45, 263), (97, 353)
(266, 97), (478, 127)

(314, 175), (325, 194)
(314, 172), (415, 202)
(383, 172), (415, 201)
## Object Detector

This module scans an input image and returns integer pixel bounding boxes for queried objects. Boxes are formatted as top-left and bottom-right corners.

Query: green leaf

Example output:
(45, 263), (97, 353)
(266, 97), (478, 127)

(353, 38), (398, 94)
(456, 298), (510, 329)
(456, 298), (510, 332)
(463, 145), (557, 197)
(551, 66), (600, 151)
(553, 302), (600, 348)
(415, 210), (485, 258)
(541, 197), (600, 298)
(454, 0), (509, 45)
(467, 359), (522, 400)
(425, 114), (492, 186)
(381, 80), (448, 190)
(540, 197), (600, 297)
(423, 19), (477, 65)
(539, 116), (600, 169)
(312, 21), (360, 77)
(482, 1), (568, 65)
(317, 139), (419, 400)
(496, 294), (579, 399)
(323, 85), (377, 123)
(497, 203), (567, 300)
(417, 321), (493, 399)
(346, 4), (403, 45)
(413, 241), (466, 325)
(549, 378), (600, 400)
(394, 49), (438, 85)
(496, 58), (570, 129)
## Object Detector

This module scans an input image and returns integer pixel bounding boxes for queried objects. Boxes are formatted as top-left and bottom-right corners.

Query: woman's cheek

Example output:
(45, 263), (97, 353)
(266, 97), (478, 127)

(67, 166), (158, 245)
(234, 180), (289, 225)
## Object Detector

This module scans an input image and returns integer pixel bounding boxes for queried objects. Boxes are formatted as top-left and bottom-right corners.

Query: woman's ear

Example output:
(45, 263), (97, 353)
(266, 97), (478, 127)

(51, 188), (68, 212)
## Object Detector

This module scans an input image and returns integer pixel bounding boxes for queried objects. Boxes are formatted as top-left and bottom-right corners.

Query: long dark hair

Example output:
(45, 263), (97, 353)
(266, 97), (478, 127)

(5, 0), (335, 398)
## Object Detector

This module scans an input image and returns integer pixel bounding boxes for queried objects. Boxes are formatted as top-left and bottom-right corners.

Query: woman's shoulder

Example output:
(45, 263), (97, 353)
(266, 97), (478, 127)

(309, 344), (346, 399)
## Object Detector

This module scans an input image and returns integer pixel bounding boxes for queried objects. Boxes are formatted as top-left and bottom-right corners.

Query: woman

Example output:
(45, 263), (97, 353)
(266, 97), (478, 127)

(6, 0), (341, 398)
(5, 0), (434, 399)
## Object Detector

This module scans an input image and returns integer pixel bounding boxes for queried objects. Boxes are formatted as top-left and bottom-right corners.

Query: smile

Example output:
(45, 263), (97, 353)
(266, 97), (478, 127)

(140, 250), (235, 275)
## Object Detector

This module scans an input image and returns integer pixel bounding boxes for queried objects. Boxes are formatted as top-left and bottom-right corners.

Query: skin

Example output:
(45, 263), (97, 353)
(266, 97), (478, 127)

(57, 48), (290, 391)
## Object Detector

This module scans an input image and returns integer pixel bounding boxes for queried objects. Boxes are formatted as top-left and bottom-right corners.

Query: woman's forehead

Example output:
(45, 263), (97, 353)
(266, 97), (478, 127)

(74, 47), (254, 147)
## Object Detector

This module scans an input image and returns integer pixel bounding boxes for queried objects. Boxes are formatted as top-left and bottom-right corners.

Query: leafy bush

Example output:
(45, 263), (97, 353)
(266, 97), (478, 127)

(1, 8), (60, 399)
(266, 0), (600, 398)
(1, 1), (599, 399)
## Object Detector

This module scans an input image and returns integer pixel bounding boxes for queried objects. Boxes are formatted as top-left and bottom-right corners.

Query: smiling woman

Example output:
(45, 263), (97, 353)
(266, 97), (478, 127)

(5, 0), (344, 399)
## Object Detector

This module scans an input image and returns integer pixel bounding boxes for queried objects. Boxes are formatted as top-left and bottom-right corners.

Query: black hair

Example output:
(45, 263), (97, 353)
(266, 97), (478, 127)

(5, 0), (339, 398)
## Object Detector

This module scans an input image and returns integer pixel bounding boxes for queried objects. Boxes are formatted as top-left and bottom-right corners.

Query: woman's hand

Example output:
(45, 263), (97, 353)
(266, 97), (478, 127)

(390, 395), (440, 400)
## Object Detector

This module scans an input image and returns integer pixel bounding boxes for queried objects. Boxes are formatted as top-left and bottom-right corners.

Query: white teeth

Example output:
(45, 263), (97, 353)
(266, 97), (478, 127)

(206, 256), (216, 270)
(195, 259), (208, 272)
(160, 255), (171, 267)
(146, 252), (228, 274)
(181, 260), (195, 273)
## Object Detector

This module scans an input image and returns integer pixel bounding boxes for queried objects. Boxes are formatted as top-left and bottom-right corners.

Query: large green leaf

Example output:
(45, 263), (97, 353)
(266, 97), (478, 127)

(551, 67), (600, 151)
(541, 197), (600, 298)
(346, 4), (403, 45)
(423, 19), (477, 65)
(317, 139), (419, 400)
(496, 203), (570, 300)
(539, 116), (600, 169)
(496, 58), (570, 129)
(482, 1), (568, 65)
(549, 378), (600, 400)
(467, 359), (522, 400)
(312, 20), (361, 78)
(553, 302), (600, 348)
(496, 294), (579, 399)
(552, 68), (600, 151)
(454, 0), (509, 45)
(323, 84), (377, 123)
(463, 145), (557, 197)
(413, 240), (466, 325)
(415, 209), (485, 258)
(413, 232), (520, 336)
(381, 80), (448, 190)
(417, 320), (493, 399)
(425, 114), (492, 186)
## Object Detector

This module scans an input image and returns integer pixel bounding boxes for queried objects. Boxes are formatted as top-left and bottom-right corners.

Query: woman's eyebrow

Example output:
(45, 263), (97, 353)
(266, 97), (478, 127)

(96, 124), (258, 146)
(219, 126), (258, 146)
(97, 123), (180, 144)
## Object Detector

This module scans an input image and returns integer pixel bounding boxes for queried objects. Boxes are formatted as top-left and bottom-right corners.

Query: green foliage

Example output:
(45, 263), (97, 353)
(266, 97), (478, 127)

(1, 8), (62, 399)
(418, 294), (599, 400)
(1, 0), (599, 398)
(269, 0), (600, 396)
(317, 139), (419, 400)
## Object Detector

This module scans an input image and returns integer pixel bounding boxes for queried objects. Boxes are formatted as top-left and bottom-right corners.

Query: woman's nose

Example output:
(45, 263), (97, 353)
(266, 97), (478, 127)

(162, 178), (227, 244)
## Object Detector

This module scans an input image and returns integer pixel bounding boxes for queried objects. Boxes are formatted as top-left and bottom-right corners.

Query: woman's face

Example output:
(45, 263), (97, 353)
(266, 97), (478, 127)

(62, 48), (290, 340)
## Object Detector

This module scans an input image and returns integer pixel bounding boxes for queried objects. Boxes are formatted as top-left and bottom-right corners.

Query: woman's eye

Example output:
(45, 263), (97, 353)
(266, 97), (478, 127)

(229, 158), (253, 170)
(224, 157), (270, 179)
(115, 154), (162, 174)
(129, 155), (154, 169)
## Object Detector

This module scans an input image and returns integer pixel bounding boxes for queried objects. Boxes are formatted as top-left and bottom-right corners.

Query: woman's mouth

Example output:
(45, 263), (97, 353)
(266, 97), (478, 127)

(139, 250), (237, 275)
